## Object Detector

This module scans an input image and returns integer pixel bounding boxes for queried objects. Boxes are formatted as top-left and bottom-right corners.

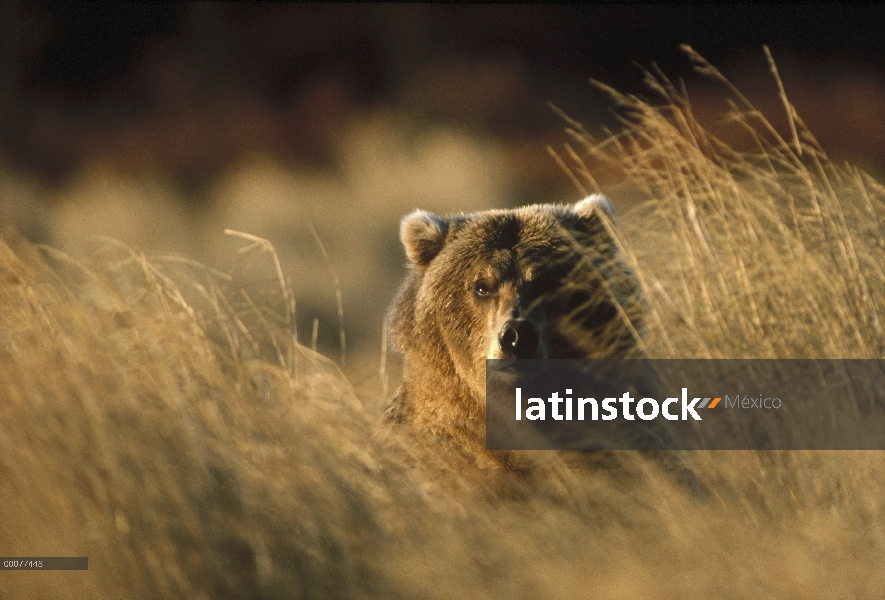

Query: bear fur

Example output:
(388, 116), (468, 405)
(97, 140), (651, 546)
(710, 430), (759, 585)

(385, 195), (646, 458)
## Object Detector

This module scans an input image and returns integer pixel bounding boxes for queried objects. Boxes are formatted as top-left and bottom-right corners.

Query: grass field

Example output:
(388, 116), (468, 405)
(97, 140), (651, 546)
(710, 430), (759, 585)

(2, 49), (885, 598)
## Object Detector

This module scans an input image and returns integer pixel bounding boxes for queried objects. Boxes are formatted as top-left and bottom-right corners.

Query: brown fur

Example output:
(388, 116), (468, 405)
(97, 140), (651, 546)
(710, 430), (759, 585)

(385, 195), (645, 457)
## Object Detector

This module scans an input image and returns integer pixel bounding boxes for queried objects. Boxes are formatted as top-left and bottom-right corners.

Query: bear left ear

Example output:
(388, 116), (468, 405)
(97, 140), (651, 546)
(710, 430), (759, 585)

(400, 209), (449, 267)
(571, 194), (617, 224)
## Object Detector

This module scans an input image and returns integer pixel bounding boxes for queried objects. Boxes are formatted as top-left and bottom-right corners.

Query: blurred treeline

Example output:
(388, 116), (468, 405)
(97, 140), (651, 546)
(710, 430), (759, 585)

(1, 3), (884, 385)
(2, 4), (885, 190)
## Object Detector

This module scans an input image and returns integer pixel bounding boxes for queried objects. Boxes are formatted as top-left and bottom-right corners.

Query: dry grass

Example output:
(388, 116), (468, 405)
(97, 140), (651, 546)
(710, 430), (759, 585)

(3, 48), (885, 598)
(556, 45), (885, 360)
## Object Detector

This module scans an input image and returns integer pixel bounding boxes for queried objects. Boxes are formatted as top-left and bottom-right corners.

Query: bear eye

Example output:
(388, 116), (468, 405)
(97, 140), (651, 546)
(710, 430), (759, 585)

(473, 280), (494, 298)
(532, 277), (558, 303)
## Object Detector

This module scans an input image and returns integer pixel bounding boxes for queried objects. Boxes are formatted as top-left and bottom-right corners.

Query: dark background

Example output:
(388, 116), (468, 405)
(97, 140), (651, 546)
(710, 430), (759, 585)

(2, 3), (885, 190)
(3, 3), (885, 388)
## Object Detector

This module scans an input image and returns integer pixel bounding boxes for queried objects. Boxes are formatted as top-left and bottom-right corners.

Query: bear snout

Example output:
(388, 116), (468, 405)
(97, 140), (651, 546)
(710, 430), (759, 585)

(497, 319), (540, 359)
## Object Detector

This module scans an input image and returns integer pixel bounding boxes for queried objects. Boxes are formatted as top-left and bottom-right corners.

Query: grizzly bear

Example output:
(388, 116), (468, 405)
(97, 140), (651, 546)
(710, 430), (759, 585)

(384, 194), (646, 458)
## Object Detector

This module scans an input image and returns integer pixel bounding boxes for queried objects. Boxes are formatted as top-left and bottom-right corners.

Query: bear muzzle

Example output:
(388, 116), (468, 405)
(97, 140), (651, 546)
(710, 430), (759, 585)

(497, 318), (540, 359)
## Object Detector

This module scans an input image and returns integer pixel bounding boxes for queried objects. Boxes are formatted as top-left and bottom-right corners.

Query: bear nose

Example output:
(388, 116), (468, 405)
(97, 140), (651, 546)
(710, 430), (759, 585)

(498, 319), (539, 359)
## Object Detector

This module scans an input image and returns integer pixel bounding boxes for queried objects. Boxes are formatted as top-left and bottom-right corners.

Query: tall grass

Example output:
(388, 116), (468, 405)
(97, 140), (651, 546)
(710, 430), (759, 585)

(3, 49), (885, 598)
(555, 45), (885, 359)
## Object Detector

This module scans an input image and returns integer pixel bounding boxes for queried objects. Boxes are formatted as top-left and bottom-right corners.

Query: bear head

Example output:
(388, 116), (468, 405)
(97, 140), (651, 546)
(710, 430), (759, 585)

(388, 195), (644, 421)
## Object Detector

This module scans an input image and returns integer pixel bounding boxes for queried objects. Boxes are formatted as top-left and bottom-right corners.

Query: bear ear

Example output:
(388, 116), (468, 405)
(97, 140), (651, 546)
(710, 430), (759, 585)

(571, 194), (617, 224)
(400, 209), (449, 267)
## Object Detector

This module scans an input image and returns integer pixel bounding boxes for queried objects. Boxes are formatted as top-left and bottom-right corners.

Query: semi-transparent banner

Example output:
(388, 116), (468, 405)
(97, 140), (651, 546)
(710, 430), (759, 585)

(485, 360), (885, 450)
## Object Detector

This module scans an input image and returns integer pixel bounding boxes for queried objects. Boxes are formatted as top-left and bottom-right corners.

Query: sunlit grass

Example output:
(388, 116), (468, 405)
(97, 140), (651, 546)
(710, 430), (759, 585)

(2, 48), (885, 598)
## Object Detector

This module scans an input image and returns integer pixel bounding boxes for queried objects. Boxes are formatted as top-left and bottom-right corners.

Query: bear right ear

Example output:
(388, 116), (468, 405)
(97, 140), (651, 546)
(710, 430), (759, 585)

(400, 209), (449, 267)
(571, 193), (617, 224)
